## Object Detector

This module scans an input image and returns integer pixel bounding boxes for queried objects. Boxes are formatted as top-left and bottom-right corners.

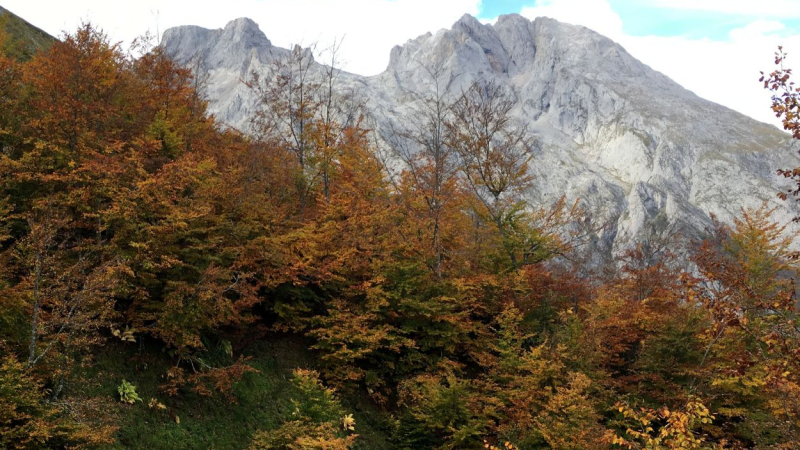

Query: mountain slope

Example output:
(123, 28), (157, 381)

(0, 5), (55, 60)
(162, 14), (800, 260)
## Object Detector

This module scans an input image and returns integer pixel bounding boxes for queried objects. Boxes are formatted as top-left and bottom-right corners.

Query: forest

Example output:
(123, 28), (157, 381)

(1, 20), (800, 450)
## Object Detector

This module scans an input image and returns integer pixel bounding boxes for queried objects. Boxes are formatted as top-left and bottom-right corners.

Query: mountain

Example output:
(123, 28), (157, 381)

(0, 5), (55, 60)
(162, 14), (800, 262)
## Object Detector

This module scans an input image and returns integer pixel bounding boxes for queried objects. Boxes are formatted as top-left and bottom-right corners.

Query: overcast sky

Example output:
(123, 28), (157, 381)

(4, 0), (799, 127)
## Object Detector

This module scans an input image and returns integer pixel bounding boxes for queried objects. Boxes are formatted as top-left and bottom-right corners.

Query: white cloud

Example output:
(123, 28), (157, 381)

(620, 25), (799, 127)
(730, 19), (787, 37)
(650, 0), (800, 18)
(2, 0), (480, 76)
(519, 0), (624, 40)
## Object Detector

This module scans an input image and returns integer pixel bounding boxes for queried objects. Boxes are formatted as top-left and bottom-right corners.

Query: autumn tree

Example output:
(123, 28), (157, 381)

(0, 24), (22, 156)
(0, 354), (115, 449)
(306, 126), (479, 402)
(316, 39), (363, 200)
(0, 25), (137, 401)
(395, 361), (488, 450)
(446, 79), (543, 270)
(247, 42), (361, 208)
(691, 206), (800, 445)
(481, 306), (607, 450)
(612, 399), (723, 450)
(384, 63), (465, 278)
(762, 47), (800, 209)
(0, 22), (275, 406)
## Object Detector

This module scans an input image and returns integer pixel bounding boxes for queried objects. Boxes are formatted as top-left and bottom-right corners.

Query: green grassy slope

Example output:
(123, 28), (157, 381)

(0, 5), (55, 60)
(76, 337), (393, 450)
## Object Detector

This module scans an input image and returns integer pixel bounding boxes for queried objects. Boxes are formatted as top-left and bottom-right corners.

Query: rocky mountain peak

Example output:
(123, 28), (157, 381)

(221, 17), (271, 48)
(161, 15), (800, 261)
(453, 13), (484, 33)
(163, 17), (284, 79)
(382, 13), (646, 89)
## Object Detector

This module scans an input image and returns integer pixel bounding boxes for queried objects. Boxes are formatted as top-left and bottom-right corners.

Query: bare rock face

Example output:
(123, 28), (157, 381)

(162, 14), (800, 261)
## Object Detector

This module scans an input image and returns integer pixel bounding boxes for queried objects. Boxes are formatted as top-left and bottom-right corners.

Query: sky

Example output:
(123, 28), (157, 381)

(3, 0), (799, 127)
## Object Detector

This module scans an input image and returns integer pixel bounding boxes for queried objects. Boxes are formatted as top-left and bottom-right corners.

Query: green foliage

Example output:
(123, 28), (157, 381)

(70, 338), (391, 450)
(118, 380), (142, 404)
(310, 261), (476, 403)
(396, 364), (488, 450)
(289, 369), (346, 423)
(146, 111), (185, 159)
(249, 368), (357, 450)
(249, 421), (354, 450)
(479, 306), (608, 450)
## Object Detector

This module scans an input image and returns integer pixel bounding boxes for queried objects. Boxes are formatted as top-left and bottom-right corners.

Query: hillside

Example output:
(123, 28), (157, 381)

(0, 5), (54, 60)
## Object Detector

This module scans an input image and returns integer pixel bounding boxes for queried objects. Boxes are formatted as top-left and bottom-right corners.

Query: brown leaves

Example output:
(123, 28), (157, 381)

(762, 47), (800, 205)
(447, 80), (534, 219)
(613, 399), (721, 450)
(162, 356), (257, 402)
(690, 204), (800, 442)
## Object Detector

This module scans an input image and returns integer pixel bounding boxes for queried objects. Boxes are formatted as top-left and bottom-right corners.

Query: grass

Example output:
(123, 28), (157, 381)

(73, 336), (392, 450)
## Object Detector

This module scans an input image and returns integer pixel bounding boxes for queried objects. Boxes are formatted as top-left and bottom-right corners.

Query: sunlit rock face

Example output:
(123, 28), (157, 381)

(163, 14), (800, 262)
